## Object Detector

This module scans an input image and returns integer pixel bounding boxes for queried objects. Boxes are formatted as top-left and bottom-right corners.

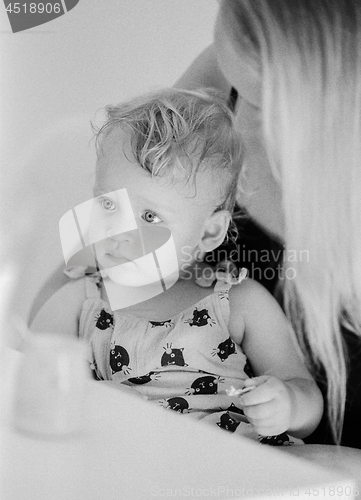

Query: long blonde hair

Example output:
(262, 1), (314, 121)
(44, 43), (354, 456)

(221, 0), (361, 443)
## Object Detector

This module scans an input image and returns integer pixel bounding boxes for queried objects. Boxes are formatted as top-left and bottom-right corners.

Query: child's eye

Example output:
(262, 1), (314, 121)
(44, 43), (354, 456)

(99, 197), (116, 211)
(142, 210), (162, 224)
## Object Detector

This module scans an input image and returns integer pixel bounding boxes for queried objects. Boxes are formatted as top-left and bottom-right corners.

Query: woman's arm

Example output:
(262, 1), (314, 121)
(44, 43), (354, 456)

(228, 278), (323, 438)
(174, 44), (232, 98)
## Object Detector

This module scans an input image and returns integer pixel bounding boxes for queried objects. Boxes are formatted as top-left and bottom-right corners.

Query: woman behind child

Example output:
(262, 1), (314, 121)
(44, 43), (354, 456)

(175, 0), (361, 449)
(31, 88), (322, 445)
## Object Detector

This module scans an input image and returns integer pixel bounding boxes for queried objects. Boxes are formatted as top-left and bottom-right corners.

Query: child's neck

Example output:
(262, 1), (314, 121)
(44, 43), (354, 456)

(103, 261), (215, 322)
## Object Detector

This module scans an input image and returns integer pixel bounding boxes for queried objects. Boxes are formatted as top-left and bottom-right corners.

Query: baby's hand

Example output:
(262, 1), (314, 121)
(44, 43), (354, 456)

(238, 376), (293, 436)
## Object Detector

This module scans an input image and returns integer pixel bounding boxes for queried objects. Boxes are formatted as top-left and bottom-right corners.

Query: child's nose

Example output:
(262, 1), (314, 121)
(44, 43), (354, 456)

(108, 228), (127, 239)
(107, 229), (135, 242)
(107, 229), (144, 257)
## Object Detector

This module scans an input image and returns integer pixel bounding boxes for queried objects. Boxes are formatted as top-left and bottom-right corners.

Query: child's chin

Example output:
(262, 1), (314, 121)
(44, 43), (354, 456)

(104, 268), (161, 288)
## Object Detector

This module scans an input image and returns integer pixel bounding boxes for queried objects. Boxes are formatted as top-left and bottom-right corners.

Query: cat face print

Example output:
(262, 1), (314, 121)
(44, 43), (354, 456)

(95, 308), (114, 330)
(127, 372), (160, 385)
(217, 412), (240, 432)
(161, 343), (187, 367)
(162, 397), (190, 413)
(211, 337), (236, 362)
(185, 308), (216, 328)
(186, 375), (221, 395)
(110, 344), (131, 375)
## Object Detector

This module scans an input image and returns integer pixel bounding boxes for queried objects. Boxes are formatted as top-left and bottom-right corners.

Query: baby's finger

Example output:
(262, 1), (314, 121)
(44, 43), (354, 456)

(240, 382), (275, 407)
(243, 376), (269, 388)
(242, 400), (277, 420)
(243, 408), (288, 437)
(256, 424), (287, 437)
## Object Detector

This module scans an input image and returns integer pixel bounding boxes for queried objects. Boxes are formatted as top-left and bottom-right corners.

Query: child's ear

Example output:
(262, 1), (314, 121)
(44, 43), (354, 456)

(198, 210), (231, 253)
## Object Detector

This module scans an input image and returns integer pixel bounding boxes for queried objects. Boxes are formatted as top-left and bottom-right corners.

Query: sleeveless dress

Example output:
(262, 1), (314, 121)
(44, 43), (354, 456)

(66, 265), (301, 446)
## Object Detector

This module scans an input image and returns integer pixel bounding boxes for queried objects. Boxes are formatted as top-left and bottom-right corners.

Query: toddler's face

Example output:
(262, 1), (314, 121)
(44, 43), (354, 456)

(91, 128), (220, 286)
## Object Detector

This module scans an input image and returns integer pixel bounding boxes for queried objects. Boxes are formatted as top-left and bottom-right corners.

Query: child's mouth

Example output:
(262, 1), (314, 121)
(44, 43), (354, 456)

(104, 253), (131, 266)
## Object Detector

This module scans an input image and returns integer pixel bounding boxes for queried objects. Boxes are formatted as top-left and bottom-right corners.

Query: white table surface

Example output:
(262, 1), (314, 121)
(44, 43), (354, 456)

(281, 444), (361, 489)
(1, 348), (359, 500)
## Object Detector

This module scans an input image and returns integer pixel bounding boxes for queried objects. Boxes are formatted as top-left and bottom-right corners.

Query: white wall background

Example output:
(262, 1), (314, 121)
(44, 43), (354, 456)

(0, 0), (218, 347)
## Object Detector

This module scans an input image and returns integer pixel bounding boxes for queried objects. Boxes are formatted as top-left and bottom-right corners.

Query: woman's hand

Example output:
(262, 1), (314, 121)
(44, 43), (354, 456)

(239, 376), (294, 436)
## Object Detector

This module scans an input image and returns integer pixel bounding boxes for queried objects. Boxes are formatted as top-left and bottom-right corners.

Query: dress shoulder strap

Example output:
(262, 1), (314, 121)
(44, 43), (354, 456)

(195, 260), (248, 293)
(214, 267), (248, 293)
